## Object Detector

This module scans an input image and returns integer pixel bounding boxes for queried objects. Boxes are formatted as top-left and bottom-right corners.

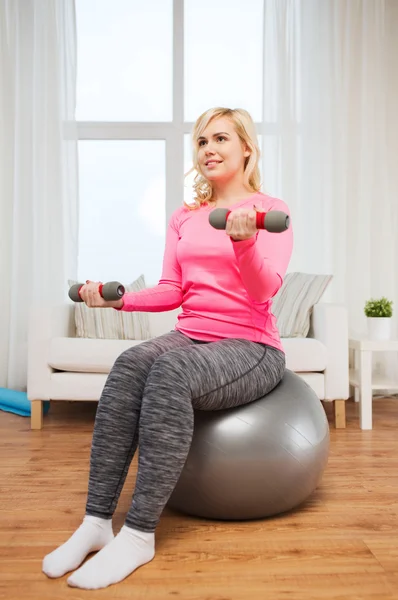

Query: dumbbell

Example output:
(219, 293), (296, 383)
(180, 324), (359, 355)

(209, 208), (290, 233)
(68, 281), (125, 302)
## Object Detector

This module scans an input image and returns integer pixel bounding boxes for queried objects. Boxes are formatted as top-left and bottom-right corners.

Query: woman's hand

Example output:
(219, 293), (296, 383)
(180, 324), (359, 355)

(79, 280), (123, 309)
(225, 208), (258, 241)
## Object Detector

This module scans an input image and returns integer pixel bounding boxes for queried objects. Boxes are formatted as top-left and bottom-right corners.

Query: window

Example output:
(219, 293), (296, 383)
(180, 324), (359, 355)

(78, 140), (165, 284)
(76, 0), (283, 284)
(76, 0), (172, 121)
(184, 0), (264, 121)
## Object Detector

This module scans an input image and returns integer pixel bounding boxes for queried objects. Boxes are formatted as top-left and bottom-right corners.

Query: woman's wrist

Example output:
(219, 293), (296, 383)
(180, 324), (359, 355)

(230, 234), (256, 242)
(110, 298), (124, 310)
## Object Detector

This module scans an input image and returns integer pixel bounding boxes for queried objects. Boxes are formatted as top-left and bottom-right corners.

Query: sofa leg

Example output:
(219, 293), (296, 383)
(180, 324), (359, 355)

(31, 400), (43, 430)
(333, 400), (346, 429)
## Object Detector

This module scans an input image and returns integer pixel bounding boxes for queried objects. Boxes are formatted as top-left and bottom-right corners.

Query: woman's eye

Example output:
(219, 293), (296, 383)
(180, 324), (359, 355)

(199, 140), (206, 147)
(217, 136), (226, 142)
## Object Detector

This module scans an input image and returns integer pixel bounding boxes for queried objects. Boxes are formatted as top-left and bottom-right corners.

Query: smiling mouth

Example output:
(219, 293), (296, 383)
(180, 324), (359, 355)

(205, 160), (222, 167)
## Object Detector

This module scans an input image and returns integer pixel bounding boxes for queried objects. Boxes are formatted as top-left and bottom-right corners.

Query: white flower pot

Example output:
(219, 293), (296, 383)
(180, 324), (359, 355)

(367, 317), (392, 341)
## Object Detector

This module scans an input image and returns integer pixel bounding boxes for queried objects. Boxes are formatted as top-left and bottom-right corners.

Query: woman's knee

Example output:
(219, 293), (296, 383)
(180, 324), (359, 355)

(145, 351), (191, 396)
(112, 344), (157, 374)
(150, 349), (187, 376)
(99, 346), (157, 411)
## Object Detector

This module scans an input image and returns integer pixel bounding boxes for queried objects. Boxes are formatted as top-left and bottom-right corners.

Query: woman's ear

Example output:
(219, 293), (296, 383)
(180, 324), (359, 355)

(243, 143), (251, 158)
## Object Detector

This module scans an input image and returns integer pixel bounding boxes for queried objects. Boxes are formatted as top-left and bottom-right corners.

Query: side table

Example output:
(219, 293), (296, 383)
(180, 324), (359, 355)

(349, 337), (398, 429)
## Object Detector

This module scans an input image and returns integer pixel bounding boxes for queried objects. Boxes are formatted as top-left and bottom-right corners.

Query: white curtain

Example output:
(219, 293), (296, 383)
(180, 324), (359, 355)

(0, 0), (79, 390)
(263, 0), (398, 384)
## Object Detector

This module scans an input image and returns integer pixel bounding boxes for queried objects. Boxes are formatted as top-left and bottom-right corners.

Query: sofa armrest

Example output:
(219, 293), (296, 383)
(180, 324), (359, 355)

(27, 303), (76, 401)
(308, 303), (349, 401)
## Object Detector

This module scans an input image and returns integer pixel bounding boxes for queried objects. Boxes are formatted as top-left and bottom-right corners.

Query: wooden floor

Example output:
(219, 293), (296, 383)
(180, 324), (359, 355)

(1, 398), (398, 600)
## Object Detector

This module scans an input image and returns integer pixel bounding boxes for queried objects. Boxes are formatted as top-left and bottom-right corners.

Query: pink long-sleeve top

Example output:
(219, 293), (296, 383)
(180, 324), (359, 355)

(120, 192), (293, 351)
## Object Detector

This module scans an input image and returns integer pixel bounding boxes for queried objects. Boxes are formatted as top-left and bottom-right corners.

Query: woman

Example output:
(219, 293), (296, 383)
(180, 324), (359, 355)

(43, 107), (293, 589)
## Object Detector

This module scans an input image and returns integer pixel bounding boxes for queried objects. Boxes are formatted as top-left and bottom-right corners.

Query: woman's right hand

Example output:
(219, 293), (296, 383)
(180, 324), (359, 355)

(79, 280), (124, 309)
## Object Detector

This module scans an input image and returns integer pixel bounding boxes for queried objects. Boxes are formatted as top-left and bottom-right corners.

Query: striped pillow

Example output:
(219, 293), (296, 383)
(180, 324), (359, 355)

(68, 274), (151, 340)
(272, 272), (332, 338)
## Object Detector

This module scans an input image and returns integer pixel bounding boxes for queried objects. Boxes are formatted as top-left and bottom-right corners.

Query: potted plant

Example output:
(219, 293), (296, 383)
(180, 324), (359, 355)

(364, 297), (393, 340)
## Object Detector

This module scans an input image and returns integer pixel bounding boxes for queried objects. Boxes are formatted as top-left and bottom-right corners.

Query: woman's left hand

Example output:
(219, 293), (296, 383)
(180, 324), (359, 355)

(225, 208), (258, 241)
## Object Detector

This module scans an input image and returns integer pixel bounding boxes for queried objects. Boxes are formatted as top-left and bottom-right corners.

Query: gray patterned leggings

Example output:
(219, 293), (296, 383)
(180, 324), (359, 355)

(85, 330), (285, 532)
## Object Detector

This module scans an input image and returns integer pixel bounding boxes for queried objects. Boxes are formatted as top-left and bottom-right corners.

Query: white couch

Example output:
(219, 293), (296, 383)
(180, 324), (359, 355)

(27, 302), (349, 430)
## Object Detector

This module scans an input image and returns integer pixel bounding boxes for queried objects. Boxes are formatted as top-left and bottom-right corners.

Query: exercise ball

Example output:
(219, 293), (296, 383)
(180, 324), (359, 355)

(168, 369), (329, 520)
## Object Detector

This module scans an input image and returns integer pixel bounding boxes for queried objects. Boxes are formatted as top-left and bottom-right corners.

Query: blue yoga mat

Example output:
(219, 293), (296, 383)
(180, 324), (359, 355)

(0, 388), (50, 417)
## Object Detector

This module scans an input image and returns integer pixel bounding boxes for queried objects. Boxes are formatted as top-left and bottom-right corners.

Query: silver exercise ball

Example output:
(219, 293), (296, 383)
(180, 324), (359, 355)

(168, 369), (330, 520)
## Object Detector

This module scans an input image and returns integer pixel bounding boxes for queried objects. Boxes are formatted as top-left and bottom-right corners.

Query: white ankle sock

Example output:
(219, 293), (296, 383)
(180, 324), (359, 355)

(67, 525), (155, 590)
(42, 515), (114, 578)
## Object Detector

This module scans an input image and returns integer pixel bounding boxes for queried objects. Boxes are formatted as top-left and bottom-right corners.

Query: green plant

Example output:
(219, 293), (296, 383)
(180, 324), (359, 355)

(364, 297), (393, 318)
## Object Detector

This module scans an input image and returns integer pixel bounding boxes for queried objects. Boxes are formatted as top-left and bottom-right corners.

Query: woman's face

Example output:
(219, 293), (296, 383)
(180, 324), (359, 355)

(196, 117), (250, 184)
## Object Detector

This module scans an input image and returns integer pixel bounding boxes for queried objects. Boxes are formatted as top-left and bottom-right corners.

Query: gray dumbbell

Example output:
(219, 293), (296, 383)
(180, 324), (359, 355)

(68, 281), (125, 302)
(209, 208), (290, 233)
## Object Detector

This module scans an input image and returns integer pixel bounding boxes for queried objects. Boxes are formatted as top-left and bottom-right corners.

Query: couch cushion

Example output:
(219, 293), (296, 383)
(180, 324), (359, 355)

(281, 338), (327, 372)
(49, 337), (144, 373)
(47, 371), (325, 402)
(49, 336), (327, 375)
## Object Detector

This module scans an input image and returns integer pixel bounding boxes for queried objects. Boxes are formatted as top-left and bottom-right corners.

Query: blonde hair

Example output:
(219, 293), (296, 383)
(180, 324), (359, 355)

(184, 107), (261, 210)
